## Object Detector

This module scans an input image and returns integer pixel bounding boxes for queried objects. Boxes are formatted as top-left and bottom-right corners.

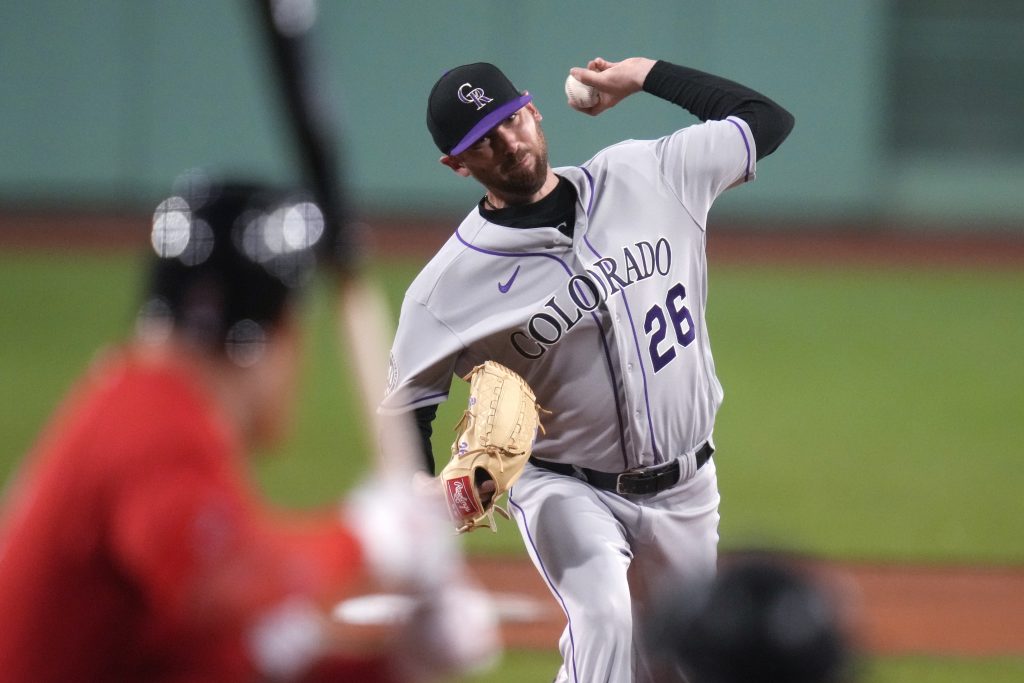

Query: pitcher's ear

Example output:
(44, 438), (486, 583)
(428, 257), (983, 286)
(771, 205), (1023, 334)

(440, 155), (471, 178)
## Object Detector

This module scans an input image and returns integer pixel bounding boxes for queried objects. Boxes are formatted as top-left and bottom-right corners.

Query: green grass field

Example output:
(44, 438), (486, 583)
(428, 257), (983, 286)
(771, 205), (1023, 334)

(2, 249), (1022, 681)
(455, 652), (1024, 683)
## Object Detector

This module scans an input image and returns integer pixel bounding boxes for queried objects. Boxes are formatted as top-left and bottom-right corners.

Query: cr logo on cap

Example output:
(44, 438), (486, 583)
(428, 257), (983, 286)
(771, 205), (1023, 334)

(457, 82), (493, 110)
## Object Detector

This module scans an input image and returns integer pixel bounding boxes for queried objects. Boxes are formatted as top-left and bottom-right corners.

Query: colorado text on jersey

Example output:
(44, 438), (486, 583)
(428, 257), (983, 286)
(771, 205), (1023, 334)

(510, 237), (674, 359)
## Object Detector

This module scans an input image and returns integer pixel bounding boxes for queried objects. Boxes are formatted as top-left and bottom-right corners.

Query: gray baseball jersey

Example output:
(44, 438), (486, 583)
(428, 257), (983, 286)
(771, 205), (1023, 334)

(382, 116), (755, 473)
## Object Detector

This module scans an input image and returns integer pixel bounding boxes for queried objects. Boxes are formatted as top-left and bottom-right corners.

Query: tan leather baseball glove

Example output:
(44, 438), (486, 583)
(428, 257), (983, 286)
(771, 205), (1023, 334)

(440, 361), (546, 533)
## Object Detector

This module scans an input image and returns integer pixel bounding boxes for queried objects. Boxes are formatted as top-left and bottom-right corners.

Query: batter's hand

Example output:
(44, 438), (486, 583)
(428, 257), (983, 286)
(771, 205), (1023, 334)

(345, 474), (458, 590)
(569, 57), (657, 116)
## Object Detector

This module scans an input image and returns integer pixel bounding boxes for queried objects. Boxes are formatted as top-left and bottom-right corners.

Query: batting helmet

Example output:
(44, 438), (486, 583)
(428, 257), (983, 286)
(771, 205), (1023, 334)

(138, 172), (324, 364)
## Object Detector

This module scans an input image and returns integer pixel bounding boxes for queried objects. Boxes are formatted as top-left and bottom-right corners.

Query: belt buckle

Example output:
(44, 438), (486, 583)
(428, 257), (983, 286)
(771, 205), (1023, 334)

(615, 467), (657, 495)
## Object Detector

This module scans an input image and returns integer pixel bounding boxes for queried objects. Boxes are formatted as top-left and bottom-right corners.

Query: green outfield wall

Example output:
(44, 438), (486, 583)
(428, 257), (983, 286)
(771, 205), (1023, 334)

(2, 1), (1022, 227)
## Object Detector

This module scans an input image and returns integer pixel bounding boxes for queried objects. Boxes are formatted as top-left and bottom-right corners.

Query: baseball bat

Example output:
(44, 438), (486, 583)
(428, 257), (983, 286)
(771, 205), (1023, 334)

(253, 0), (419, 475)
(250, 13), (513, 671)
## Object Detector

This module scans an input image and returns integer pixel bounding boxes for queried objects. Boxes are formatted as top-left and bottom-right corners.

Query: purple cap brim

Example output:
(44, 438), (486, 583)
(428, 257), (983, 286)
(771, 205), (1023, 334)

(449, 94), (533, 156)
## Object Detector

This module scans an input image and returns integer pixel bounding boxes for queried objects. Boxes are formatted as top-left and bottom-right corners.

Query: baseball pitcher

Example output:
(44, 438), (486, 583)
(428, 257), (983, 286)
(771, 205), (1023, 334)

(381, 56), (794, 682)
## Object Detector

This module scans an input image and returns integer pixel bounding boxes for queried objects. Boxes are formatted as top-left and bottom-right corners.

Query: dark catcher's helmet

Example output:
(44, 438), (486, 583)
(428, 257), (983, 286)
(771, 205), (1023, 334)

(648, 554), (854, 683)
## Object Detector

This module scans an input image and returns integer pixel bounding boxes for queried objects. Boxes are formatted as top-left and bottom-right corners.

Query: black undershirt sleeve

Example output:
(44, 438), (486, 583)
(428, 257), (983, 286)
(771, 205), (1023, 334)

(413, 404), (439, 473)
(642, 60), (794, 160)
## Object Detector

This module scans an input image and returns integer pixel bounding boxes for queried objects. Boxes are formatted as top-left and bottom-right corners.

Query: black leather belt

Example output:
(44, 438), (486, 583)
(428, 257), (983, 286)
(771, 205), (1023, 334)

(529, 442), (713, 495)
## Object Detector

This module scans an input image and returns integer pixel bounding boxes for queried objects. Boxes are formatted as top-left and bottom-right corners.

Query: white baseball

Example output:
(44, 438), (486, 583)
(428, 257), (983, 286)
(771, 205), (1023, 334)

(565, 74), (599, 109)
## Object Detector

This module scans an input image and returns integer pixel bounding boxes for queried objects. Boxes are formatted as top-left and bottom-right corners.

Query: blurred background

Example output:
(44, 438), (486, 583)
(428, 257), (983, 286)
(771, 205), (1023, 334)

(3, 0), (1023, 226)
(2, 1), (1022, 681)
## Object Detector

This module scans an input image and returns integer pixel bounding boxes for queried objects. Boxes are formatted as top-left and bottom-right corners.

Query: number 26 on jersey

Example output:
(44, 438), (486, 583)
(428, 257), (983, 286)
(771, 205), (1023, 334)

(643, 282), (695, 372)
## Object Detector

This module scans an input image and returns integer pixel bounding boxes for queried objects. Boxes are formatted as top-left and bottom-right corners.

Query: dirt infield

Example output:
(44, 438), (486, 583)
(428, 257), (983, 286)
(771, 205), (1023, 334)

(468, 555), (1024, 657)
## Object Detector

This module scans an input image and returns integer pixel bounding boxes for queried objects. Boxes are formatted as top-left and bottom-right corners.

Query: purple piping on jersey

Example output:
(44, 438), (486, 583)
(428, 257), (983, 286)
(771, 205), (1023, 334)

(726, 116), (753, 182)
(580, 166), (596, 216)
(584, 309), (631, 469)
(509, 496), (580, 683)
(580, 232), (663, 463)
(454, 228), (631, 465)
(456, 227), (567, 266)
(577, 166), (632, 469)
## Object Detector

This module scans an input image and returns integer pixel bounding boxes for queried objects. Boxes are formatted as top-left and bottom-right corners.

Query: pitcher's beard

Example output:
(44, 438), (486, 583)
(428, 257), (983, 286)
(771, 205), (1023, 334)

(499, 153), (548, 198)
(476, 127), (551, 205)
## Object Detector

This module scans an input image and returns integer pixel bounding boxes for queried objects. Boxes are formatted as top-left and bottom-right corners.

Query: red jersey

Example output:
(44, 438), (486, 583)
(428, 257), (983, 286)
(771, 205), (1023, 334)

(0, 352), (391, 682)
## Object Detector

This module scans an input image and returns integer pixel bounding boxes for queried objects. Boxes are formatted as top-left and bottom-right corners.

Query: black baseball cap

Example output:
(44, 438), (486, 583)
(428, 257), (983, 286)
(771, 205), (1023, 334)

(426, 62), (533, 156)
